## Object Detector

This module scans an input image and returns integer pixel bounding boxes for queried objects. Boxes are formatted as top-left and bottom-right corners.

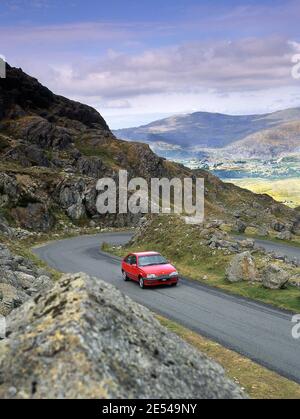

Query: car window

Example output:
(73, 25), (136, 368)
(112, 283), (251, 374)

(124, 255), (137, 265)
(138, 254), (167, 267)
(124, 255), (132, 264)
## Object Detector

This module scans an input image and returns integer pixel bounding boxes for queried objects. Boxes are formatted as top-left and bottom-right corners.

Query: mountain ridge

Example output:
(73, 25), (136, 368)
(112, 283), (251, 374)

(113, 108), (300, 158)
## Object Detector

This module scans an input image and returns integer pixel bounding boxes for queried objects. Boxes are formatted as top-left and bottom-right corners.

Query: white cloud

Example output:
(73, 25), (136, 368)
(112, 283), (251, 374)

(41, 36), (299, 101)
(1, 0), (300, 128)
(102, 99), (132, 109)
(6, 35), (298, 128)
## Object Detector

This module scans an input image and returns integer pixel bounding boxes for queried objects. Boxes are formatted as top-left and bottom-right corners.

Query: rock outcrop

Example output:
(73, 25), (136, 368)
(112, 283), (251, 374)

(0, 244), (52, 316)
(197, 222), (255, 255)
(0, 273), (245, 399)
(0, 65), (109, 130)
(0, 215), (14, 238)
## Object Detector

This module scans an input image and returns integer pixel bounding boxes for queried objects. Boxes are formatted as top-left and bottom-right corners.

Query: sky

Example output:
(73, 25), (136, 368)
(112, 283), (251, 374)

(0, 0), (300, 129)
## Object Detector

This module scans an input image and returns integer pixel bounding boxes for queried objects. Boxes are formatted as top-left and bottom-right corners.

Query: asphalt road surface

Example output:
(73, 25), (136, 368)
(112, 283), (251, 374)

(255, 238), (300, 264)
(34, 232), (300, 384)
(235, 235), (300, 264)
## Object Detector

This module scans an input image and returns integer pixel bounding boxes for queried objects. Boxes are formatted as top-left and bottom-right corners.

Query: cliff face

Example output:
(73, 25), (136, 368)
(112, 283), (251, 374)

(0, 272), (245, 399)
(0, 64), (299, 237)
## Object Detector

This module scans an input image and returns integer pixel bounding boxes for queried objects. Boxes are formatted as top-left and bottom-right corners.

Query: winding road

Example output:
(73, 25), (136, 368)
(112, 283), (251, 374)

(254, 238), (300, 264)
(34, 232), (300, 384)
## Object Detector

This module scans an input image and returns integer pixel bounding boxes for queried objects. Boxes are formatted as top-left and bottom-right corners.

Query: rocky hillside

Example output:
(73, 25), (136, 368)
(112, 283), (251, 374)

(0, 64), (176, 232)
(0, 64), (299, 237)
(0, 272), (245, 399)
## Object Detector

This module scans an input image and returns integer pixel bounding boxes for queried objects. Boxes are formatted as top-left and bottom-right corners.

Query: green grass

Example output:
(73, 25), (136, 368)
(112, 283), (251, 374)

(75, 137), (120, 168)
(158, 316), (300, 399)
(104, 215), (300, 313)
(76, 144), (117, 167)
(227, 177), (300, 208)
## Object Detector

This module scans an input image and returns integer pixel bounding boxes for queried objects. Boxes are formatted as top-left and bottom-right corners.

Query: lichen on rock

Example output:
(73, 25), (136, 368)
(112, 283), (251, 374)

(226, 251), (259, 283)
(0, 272), (246, 399)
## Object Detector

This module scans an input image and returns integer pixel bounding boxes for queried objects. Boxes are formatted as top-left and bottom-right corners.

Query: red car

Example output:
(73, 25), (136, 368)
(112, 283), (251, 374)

(121, 251), (179, 289)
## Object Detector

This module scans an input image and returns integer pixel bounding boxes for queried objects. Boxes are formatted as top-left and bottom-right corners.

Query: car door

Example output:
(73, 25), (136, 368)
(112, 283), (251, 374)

(123, 255), (133, 277)
(128, 255), (138, 281)
(123, 255), (136, 281)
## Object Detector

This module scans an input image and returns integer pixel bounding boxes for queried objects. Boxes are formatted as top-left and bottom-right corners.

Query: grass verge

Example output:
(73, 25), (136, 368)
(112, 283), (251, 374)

(158, 316), (300, 399)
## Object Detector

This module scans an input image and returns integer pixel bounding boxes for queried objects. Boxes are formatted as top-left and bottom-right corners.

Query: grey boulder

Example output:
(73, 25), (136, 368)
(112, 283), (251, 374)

(276, 231), (292, 241)
(262, 265), (290, 290)
(0, 273), (246, 399)
(226, 252), (259, 283)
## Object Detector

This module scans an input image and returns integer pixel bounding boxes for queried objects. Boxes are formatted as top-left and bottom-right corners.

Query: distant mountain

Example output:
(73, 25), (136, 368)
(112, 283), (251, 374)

(113, 108), (300, 158)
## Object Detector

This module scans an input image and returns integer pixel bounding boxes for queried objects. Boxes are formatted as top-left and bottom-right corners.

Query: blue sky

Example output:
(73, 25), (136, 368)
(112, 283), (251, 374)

(1, 0), (300, 128)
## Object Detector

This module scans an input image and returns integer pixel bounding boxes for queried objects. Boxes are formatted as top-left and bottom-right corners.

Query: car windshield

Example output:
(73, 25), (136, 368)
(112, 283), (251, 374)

(138, 254), (168, 267)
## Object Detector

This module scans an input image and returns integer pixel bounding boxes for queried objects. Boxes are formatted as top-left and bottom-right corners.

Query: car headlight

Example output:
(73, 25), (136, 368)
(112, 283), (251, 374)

(169, 271), (179, 277)
(147, 274), (157, 279)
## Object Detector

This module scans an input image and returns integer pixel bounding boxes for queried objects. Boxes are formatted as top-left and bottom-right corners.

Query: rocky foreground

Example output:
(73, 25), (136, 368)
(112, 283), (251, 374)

(0, 244), (52, 317)
(0, 272), (245, 399)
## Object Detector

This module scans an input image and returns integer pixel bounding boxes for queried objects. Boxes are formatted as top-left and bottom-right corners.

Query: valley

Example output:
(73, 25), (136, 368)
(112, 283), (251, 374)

(173, 155), (300, 208)
(115, 109), (300, 209)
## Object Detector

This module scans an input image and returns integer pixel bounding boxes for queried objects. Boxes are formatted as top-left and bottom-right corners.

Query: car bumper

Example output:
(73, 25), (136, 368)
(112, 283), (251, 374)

(143, 277), (179, 287)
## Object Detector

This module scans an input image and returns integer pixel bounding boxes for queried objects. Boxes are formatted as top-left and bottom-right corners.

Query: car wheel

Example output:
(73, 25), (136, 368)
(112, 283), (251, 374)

(139, 278), (145, 289)
(122, 271), (129, 282)
(171, 282), (178, 287)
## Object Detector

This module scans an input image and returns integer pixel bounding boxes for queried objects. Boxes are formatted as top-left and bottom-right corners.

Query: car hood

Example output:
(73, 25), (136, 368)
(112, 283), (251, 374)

(140, 264), (177, 276)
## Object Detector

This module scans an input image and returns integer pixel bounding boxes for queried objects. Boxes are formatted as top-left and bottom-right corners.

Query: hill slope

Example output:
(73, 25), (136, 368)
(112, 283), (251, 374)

(0, 64), (299, 236)
(114, 108), (300, 151)
(223, 120), (300, 158)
